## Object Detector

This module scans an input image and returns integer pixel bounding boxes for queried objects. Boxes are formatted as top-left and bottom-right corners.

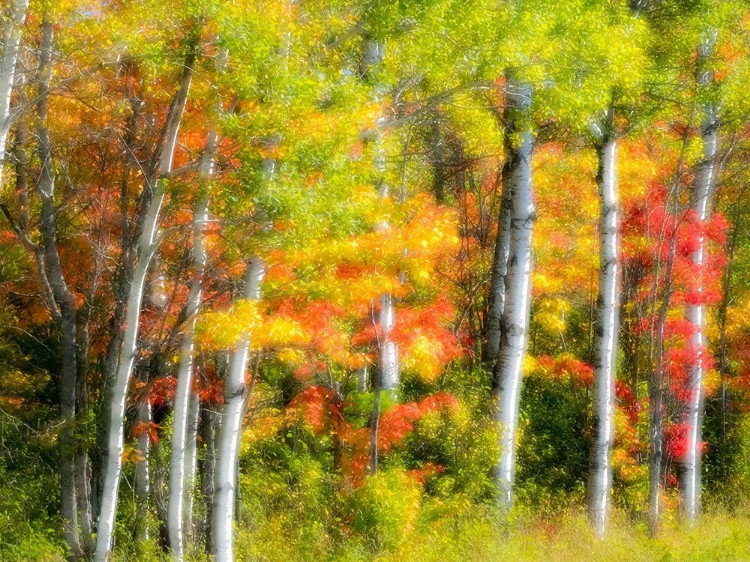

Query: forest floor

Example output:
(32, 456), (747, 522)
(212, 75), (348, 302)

(8, 506), (750, 561)
(225, 509), (750, 562)
(381, 512), (750, 562)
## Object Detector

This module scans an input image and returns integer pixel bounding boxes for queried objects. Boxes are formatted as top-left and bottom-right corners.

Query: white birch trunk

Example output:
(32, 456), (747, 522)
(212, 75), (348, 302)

(681, 38), (718, 523)
(94, 53), (195, 562)
(213, 257), (265, 562)
(357, 366), (369, 393)
(95, 183), (165, 561)
(380, 293), (399, 391)
(0, 0), (29, 190)
(184, 390), (200, 537)
(485, 173), (512, 366)
(168, 137), (214, 559)
(134, 395), (151, 541)
(364, 38), (400, 392)
(586, 106), (620, 537)
(492, 76), (534, 512)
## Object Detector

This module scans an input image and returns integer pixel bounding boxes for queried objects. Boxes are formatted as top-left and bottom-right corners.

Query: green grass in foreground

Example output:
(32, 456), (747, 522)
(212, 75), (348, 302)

(7, 507), (750, 561)
(229, 509), (750, 562)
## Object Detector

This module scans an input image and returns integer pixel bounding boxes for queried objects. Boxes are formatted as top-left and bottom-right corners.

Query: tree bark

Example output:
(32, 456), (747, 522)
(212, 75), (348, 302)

(681, 38), (719, 523)
(184, 391), (200, 541)
(485, 139), (513, 367)
(357, 366), (369, 393)
(648, 290), (669, 536)
(95, 82), (142, 515)
(2, 126), (58, 319)
(34, 20), (84, 558)
(364, 38), (400, 392)
(168, 45), (226, 553)
(200, 362), (220, 553)
(586, 105), (620, 537)
(379, 293), (399, 391)
(716, 192), (741, 483)
(168, 148), (212, 559)
(76, 320), (95, 557)
(369, 358), (382, 475)
(94, 46), (196, 562)
(648, 214), (679, 537)
(492, 75), (534, 513)
(647, 122), (693, 536)
(134, 391), (152, 542)
(213, 257), (265, 562)
(0, 0), (29, 189)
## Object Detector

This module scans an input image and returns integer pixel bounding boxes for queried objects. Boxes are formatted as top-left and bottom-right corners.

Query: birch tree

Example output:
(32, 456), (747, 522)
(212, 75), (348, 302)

(647, 130), (690, 537)
(212, 256), (265, 562)
(586, 104), (620, 537)
(200, 366), (221, 552)
(0, 0), (28, 190)
(95, 41), (198, 561)
(361, 36), (400, 476)
(168, 88), (221, 561)
(485, 177), (511, 367)
(134, 391), (151, 541)
(183, 391), (200, 538)
(681, 36), (719, 523)
(492, 74), (535, 512)
(365, 38), (400, 394)
(34, 19), (83, 557)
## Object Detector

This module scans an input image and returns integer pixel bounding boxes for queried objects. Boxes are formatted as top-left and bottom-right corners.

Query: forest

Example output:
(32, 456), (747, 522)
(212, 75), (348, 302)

(1, 0), (750, 560)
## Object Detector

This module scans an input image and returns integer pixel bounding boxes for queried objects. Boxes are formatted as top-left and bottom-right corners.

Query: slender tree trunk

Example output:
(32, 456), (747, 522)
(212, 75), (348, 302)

(76, 321), (95, 557)
(359, 36), (398, 477)
(364, 38), (400, 392)
(0, 0), (29, 189)
(357, 366), (369, 393)
(212, 122), (270, 561)
(76, 449), (94, 557)
(56, 312), (80, 560)
(646, 120), (693, 536)
(369, 360), (382, 475)
(34, 20), (84, 558)
(485, 141), (513, 367)
(151, 411), (171, 551)
(168, 43), (226, 549)
(492, 75), (534, 512)
(184, 391), (200, 540)
(94, 48), (196, 562)
(135, 393), (152, 541)
(648, 301), (669, 536)
(586, 105), (620, 537)
(168, 171), (211, 559)
(681, 39), (718, 523)
(716, 197), (740, 482)
(95, 176), (162, 561)
(213, 257), (265, 562)
(200, 374), (220, 553)
(648, 220), (678, 537)
(379, 293), (399, 391)
(95, 86), (141, 514)
(2, 125), (64, 323)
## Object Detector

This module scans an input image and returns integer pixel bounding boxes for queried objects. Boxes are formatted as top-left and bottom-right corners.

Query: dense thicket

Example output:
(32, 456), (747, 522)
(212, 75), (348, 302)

(1, 0), (750, 560)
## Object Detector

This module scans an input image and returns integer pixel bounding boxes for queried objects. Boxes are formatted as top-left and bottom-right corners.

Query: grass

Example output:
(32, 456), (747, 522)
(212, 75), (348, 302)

(229, 505), (750, 562)
(7, 503), (750, 560)
(375, 510), (750, 562)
